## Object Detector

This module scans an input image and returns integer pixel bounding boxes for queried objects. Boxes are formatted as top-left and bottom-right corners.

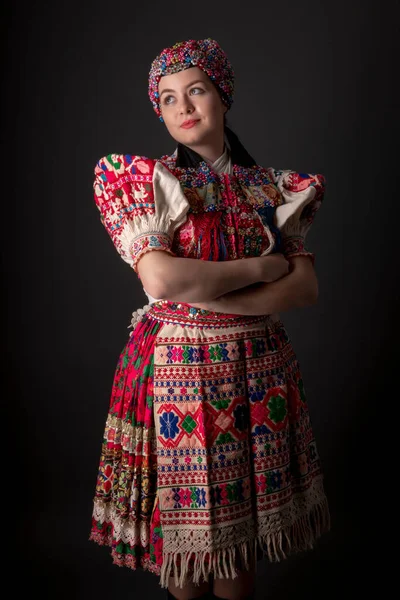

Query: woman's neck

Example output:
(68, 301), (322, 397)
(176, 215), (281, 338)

(203, 145), (228, 166)
(186, 134), (225, 164)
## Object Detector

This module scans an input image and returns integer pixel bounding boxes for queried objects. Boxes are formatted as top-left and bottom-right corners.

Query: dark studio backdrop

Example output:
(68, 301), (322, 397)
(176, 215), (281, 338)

(3, 0), (397, 598)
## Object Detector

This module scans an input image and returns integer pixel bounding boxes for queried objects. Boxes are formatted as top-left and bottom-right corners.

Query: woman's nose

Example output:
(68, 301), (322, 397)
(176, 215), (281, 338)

(179, 97), (194, 114)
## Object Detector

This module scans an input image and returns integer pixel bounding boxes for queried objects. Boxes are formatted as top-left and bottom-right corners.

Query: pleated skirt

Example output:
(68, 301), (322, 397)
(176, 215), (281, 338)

(89, 300), (330, 588)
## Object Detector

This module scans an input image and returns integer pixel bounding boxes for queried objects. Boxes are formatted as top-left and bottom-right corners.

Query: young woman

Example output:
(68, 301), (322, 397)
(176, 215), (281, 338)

(90, 38), (330, 600)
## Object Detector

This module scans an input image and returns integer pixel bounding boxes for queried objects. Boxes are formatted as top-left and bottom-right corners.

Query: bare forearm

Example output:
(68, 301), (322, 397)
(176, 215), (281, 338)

(199, 258), (319, 315)
(138, 251), (265, 303)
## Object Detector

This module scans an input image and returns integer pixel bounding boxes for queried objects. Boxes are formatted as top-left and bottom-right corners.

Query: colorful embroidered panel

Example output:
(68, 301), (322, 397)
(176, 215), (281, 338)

(160, 159), (285, 261)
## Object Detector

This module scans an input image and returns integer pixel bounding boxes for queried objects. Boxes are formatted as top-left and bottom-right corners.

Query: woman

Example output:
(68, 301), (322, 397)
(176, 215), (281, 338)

(89, 38), (330, 600)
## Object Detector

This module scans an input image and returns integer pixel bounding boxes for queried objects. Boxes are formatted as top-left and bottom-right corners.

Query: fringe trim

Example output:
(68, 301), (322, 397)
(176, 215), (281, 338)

(257, 495), (330, 563)
(160, 497), (330, 589)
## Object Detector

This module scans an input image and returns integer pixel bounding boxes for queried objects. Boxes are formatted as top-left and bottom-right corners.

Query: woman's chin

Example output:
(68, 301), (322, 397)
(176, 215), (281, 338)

(177, 126), (206, 146)
(179, 133), (200, 146)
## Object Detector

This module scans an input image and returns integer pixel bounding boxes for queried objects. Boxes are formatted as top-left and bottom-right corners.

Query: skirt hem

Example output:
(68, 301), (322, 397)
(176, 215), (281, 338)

(89, 495), (330, 588)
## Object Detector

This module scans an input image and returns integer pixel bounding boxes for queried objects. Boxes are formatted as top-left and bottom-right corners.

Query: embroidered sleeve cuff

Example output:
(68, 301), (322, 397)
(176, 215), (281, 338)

(131, 232), (175, 274)
(282, 235), (315, 265)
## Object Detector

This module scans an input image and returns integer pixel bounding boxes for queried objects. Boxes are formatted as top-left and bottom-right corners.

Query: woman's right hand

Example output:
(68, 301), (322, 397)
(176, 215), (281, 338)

(258, 253), (290, 283)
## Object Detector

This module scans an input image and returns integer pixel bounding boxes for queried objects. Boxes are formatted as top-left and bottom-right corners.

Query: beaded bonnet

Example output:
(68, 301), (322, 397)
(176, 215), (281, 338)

(148, 38), (235, 121)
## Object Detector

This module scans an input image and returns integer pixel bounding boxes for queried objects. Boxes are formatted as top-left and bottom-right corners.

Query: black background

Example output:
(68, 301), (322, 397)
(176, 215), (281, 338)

(3, 1), (397, 598)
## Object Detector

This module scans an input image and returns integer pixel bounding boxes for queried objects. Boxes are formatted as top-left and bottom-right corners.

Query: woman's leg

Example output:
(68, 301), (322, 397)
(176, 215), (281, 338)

(212, 567), (256, 600)
(168, 576), (211, 600)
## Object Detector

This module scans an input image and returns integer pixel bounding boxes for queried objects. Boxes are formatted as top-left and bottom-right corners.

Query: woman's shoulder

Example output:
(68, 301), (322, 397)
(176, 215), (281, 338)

(266, 166), (326, 194)
(94, 153), (160, 185)
(93, 152), (189, 219)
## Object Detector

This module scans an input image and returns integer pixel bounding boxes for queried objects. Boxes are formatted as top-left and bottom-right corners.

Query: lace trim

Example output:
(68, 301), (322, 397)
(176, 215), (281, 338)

(91, 498), (151, 546)
(160, 475), (329, 587)
(88, 531), (162, 576)
(90, 475), (329, 588)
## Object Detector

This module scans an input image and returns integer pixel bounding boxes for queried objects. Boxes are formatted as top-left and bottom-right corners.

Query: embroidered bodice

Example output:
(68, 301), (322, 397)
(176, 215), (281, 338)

(93, 149), (326, 304)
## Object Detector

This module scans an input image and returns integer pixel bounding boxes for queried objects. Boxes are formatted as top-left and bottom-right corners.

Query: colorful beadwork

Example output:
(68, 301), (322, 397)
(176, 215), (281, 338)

(148, 38), (235, 120)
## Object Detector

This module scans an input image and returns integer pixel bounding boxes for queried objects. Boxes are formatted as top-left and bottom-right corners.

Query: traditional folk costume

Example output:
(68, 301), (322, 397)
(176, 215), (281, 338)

(89, 38), (330, 589)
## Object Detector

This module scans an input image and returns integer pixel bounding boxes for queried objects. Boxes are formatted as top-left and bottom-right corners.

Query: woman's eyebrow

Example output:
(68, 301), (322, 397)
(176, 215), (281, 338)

(159, 80), (205, 98)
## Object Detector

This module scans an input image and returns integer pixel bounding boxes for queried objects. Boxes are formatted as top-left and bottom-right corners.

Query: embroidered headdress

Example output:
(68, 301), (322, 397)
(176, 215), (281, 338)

(148, 38), (235, 121)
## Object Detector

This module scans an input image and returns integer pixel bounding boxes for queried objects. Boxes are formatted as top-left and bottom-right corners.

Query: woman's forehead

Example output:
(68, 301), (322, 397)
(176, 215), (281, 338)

(158, 66), (209, 92)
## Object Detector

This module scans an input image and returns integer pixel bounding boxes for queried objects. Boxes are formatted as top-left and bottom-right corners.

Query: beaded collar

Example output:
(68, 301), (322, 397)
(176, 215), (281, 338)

(159, 151), (274, 188)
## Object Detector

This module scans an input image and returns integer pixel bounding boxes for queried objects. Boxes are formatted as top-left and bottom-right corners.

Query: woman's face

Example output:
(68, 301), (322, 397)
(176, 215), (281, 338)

(158, 66), (227, 151)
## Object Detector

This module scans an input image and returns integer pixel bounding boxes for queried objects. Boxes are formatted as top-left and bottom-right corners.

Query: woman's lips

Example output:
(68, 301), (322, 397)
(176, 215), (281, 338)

(180, 120), (200, 129)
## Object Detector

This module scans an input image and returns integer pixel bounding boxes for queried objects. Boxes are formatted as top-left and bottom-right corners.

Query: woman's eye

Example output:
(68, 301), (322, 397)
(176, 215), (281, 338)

(162, 88), (203, 105)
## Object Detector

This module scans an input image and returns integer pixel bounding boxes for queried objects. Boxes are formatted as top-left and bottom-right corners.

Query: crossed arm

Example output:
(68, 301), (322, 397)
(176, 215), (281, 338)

(190, 257), (318, 315)
(137, 251), (318, 316)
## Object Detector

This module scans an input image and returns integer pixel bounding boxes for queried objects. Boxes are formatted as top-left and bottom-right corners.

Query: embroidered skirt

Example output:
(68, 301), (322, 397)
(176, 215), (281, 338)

(89, 301), (330, 588)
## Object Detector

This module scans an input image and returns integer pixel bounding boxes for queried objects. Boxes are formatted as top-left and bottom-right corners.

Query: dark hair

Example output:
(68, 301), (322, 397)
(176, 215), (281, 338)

(224, 121), (256, 167)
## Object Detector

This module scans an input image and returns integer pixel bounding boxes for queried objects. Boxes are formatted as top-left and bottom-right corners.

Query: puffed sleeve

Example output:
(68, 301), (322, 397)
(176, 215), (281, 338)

(93, 153), (190, 274)
(268, 168), (326, 264)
